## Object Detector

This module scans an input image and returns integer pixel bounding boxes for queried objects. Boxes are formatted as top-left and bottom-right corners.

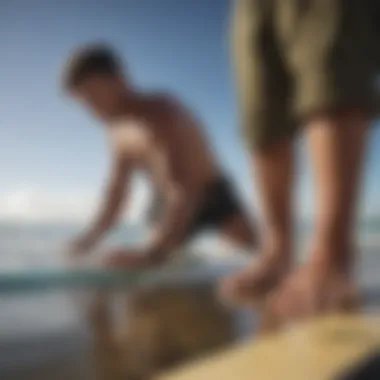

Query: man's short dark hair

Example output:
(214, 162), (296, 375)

(62, 43), (122, 91)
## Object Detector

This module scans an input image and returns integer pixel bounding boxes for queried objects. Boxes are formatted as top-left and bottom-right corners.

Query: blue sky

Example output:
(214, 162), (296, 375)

(0, 0), (379, 223)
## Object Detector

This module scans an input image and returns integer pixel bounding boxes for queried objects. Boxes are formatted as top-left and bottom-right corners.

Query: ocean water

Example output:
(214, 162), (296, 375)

(0, 220), (379, 377)
(0, 221), (248, 335)
(0, 221), (252, 377)
(0, 219), (379, 293)
(0, 222), (146, 271)
(0, 219), (379, 298)
(0, 219), (378, 269)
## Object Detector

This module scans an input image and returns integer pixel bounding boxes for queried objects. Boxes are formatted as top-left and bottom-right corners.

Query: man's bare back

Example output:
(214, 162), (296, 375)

(62, 44), (255, 267)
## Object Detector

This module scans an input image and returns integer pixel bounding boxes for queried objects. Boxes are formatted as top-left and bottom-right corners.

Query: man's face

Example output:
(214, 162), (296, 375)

(73, 74), (125, 119)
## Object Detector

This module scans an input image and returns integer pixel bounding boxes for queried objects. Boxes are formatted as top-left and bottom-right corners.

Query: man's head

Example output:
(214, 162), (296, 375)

(62, 44), (130, 119)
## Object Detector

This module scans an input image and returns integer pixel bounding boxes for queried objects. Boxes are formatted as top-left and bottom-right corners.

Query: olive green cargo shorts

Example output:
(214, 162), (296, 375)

(231, 0), (379, 149)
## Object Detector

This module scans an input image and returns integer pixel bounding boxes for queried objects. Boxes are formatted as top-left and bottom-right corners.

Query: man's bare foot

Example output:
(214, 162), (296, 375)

(219, 252), (291, 307)
(266, 259), (360, 326)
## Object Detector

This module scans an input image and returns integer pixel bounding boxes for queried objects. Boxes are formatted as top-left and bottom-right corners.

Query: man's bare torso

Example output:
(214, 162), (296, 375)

(108, 93), (219, 196)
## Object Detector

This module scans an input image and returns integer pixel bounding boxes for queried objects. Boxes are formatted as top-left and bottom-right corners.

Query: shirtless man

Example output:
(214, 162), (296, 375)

(63, 44), (255, 266)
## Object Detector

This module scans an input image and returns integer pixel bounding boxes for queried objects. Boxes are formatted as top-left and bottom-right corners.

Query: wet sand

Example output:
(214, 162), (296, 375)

(1, 256), (379, 380)
(0, 261), (255, 380)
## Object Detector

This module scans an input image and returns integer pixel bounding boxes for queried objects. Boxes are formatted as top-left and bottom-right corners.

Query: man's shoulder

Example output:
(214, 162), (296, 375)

(144, 91), (187, 117)
(109, 118), (153, 160)
(145, 90), (179, 105)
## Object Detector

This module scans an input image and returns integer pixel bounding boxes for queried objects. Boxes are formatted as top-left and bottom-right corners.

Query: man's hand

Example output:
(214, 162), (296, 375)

(68, 234), (99, 256)
(103, 247), (166, 269)
(68, 152), (130, 258)
(267, 262), (360, 325)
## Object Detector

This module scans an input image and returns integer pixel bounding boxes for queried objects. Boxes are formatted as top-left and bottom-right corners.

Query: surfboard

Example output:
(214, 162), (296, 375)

(158, 314), (380, 380)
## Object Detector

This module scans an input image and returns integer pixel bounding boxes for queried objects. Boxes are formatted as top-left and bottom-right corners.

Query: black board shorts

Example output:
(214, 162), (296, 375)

(148, 176), (244, 242)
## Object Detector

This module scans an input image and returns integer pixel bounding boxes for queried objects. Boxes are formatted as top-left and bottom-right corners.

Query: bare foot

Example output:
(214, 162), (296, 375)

(267, 260), (361, 326)
(219, 252), (291, 307)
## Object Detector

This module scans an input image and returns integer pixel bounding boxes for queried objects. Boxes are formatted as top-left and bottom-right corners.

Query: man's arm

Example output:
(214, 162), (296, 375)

(105, 135), (197, 267)
(103, 97), (204, 267)
(72, 153), (130, 252)
(143, 142), (196, 261)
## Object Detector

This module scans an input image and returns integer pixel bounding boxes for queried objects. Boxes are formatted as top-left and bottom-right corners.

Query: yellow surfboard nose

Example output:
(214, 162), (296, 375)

(158, 314), (380, 380)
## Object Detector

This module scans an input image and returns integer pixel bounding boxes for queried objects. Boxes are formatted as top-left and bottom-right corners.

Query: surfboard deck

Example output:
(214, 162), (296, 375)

(158, 314), (380, 380)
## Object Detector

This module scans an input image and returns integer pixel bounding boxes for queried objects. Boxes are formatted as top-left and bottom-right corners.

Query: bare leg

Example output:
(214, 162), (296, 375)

(220, 139), (294, 305)
(267, 110), (369, 324)
(306, 109), (369, 273)
(218, 213), (257, 249)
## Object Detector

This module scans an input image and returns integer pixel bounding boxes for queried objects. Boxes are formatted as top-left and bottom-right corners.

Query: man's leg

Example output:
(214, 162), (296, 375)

(221, 0), (296, 306)
(306, 110), (369, 273)
(266, 0), (377, 322)
(220, 141), (294, 305)
(269, 112), (369, 322)
(281, 0), (374, 271)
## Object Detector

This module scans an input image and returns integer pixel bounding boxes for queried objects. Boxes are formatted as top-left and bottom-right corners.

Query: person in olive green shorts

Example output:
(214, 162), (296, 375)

(221, 0), (379, 323)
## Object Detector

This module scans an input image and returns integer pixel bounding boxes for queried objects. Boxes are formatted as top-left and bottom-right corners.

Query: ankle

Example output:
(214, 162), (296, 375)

(308, 243), (355, 276)
(260, 238), (292, 264)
